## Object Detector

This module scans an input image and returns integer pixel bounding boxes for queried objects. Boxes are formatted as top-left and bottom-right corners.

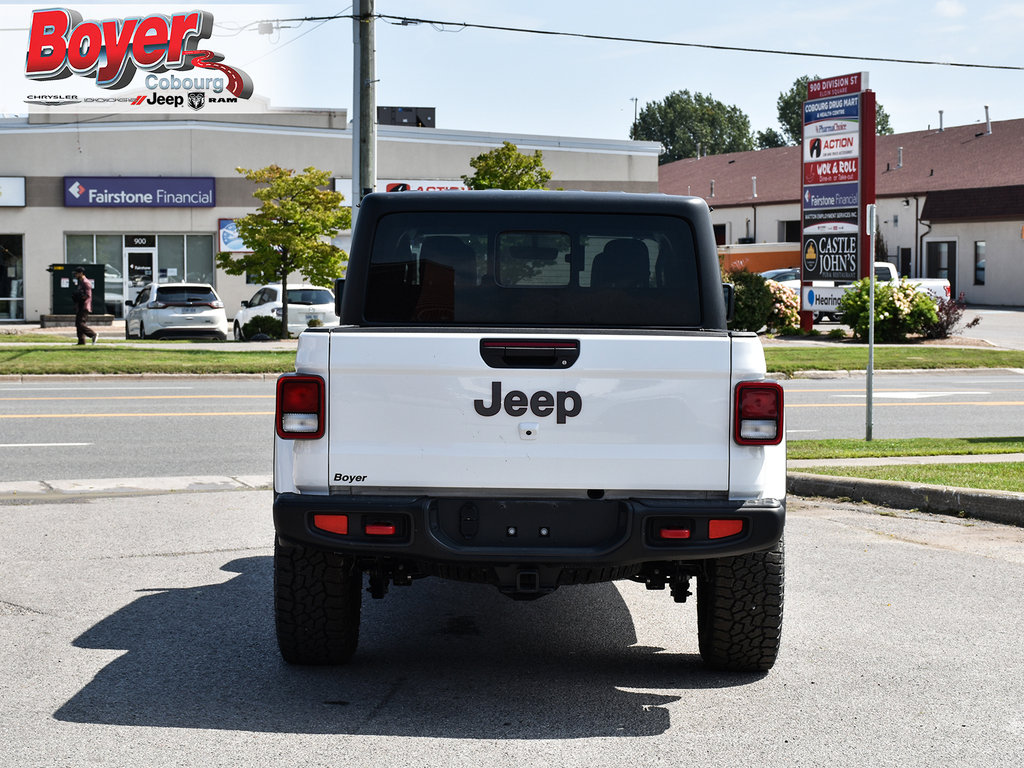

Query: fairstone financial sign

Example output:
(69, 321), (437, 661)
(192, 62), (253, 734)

(64, 177), (215, 207)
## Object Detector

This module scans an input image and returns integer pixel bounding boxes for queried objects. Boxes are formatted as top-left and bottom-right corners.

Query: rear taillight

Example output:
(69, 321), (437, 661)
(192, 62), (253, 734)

(734, 381), (784, 446)
(276, 374), (325, 439)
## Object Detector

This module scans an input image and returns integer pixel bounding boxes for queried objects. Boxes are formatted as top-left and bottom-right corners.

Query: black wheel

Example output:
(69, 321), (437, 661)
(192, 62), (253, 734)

(697, 537), (784, 672)
(233, 321), (244, 341)
(274, 540), (362, 665)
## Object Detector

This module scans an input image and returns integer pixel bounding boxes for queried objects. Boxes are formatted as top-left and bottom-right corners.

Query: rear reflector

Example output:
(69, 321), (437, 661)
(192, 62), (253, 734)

(365, 523), (397, 536)
(709, 519), (744, 539)
(659, 527), (692, 540)
(276, 374), (325, 439)
(313, 514), (349, 535)
(734, 381), (784, 445)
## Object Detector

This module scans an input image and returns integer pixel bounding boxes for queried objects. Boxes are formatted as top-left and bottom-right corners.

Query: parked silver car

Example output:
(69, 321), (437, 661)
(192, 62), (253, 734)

(125, 282), (229, 340)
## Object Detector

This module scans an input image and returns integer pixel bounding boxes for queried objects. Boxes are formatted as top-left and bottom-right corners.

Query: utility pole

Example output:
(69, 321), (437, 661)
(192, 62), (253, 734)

(351, 0), (376, 221)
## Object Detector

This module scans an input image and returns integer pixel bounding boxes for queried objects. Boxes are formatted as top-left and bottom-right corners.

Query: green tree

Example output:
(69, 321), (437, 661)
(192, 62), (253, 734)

(755, 127), (786, 149)
(630, 90), (754, 164)
(462, 141), (552, 190)
(776, 75), (895, 145)
(216, 165), (350, 338)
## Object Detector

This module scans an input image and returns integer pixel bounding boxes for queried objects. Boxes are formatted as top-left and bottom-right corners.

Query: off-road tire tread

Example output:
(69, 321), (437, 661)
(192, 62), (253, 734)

(697, 538), (784, 672)
(274, 540), (362, 665)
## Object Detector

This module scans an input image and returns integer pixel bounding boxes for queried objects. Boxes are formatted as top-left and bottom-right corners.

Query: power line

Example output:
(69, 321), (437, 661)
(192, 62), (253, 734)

(372, 14), (1024, 71)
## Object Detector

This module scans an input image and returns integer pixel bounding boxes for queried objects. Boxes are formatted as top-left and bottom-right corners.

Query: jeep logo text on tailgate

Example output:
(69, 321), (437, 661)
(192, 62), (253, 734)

(474, 381), (581, 423)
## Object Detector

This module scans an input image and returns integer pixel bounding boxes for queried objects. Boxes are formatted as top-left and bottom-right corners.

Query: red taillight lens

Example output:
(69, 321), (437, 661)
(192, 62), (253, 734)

(709, 519), (744, 539)
(276, 374), (325, 439)
(313, 514), (348, 535)
(734, 381), (784, 445)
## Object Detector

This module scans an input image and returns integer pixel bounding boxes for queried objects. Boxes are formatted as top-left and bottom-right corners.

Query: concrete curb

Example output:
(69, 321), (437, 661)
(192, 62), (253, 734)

(0, 474), (272, 501)
(788, 472), (1024, 528)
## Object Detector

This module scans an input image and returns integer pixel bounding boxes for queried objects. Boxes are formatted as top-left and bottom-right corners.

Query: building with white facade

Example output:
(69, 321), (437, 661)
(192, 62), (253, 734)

(660, 116), (1024, 306)
(0, 105), (660, 323)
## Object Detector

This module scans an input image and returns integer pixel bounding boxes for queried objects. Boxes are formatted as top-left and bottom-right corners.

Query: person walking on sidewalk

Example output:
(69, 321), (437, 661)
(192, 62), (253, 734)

(72, 267), (98, 345)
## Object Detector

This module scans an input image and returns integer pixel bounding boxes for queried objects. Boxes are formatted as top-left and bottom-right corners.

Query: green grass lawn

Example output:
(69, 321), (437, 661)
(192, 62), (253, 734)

(790, 437), (1024, 494)
(788, 437), (1024, 460)
(3, 336), (1023, 376)
(794, 463), (1024, 494)
(764, 346), (1024, 375)
(0, 345), (297, 375)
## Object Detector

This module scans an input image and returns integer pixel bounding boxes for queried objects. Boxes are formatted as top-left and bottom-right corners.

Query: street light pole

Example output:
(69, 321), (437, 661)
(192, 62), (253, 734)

(866, 204), (877, 441)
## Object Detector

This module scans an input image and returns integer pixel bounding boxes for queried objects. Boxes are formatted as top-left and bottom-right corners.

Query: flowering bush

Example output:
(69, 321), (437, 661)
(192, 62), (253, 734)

(838, 278), (938, 342)
(765, 280), (800, 334)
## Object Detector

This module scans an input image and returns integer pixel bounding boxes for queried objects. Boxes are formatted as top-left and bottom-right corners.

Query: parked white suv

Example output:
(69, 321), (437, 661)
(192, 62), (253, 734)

(125, 283), (229, 340)
(233, 283), (338, 340)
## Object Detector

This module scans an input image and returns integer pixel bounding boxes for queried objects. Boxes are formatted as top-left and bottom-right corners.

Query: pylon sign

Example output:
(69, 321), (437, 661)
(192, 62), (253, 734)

(801, 73), (876, 294)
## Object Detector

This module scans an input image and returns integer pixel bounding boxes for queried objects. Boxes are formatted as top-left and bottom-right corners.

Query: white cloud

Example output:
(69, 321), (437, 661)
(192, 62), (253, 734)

(935, 0), (967, 17)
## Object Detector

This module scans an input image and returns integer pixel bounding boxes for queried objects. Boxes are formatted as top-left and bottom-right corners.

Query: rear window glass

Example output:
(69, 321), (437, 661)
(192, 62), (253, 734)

(286, 288), (333, 305)
(364, 212), (701, 327)
(156, 286), (218, 303)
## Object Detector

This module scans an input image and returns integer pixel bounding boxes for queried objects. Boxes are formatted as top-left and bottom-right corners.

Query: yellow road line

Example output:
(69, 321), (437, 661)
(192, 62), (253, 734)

(0, 411), (275, 419)
(788, 401), (1024, 408)
(0, 395), (272, 401)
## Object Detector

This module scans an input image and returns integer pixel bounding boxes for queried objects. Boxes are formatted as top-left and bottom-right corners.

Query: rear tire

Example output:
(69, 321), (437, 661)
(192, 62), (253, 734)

(274, 540), (362, 665)
(697, 537), (784, 672)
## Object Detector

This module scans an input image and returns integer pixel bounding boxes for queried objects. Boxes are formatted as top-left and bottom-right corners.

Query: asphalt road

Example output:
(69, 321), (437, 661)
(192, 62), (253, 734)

(782, 369), (1024, 440)
(0, 377), (277, 482)
(2, 368), (1023, 483)
(2, 491), (1022, 767)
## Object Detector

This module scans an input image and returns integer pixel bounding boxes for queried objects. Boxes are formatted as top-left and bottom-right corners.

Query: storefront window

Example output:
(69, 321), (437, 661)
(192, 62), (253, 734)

(158, 235), (186, 282)
(66, 234), (93, 263)
(186, 235), (214, 283)
(975, 241), (986, 286)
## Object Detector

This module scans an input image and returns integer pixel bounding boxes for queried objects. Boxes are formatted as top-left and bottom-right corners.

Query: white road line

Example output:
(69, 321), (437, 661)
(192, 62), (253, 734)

(0, 442), (92, 448)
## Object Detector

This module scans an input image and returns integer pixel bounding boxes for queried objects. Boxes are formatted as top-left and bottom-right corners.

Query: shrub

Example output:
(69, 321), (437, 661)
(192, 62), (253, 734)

(922, 292), (981, 339)
(838, 278), (939, 342)
(724, 269), (774, 332)
(765, 280), (800, 334)
(241, 315), (284, 340)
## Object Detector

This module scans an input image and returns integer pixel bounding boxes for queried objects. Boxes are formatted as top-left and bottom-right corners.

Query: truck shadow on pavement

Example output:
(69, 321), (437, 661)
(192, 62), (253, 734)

(54, 555), (765, 738)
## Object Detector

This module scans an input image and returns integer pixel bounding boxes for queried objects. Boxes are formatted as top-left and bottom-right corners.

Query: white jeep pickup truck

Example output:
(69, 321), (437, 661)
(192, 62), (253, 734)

(273, 191), (787, 672)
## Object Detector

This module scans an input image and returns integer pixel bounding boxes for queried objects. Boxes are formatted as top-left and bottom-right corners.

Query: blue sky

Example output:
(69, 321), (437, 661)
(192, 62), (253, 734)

(4, 1), (1022, 139)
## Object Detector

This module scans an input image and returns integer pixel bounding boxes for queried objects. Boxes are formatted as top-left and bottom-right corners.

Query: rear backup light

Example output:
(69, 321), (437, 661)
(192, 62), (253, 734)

(709, 519), (745, 539)
(276, 374), (325, 439)
(734, 381), (784, 446)
(313, 514), (348, 535)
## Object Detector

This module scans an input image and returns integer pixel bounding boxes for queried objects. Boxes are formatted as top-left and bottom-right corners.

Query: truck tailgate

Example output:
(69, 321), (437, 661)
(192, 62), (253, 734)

(326, 331), (733, 494)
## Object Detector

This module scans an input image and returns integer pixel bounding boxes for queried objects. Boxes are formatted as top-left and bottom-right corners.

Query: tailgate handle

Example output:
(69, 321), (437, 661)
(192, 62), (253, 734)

(480, 339), (580, 369)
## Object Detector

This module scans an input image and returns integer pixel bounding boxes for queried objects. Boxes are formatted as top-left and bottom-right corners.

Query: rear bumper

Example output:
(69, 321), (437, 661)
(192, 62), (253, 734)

(273, 492), (785, 570)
